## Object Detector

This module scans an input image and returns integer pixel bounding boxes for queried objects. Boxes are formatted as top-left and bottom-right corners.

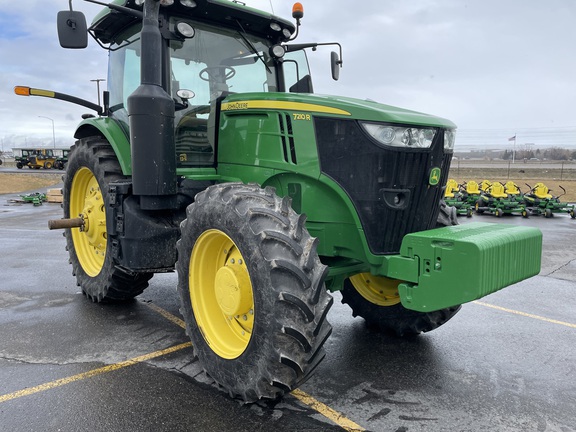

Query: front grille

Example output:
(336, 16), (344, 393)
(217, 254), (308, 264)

(315, 117), (452, 254)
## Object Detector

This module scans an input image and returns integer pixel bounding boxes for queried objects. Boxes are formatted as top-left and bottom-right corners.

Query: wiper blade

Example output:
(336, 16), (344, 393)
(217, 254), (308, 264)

(235, 21), (271, 74)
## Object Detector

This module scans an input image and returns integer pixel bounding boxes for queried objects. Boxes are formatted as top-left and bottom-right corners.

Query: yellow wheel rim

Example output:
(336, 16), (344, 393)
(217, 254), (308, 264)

(189, 229), (254, 359)
(350, 273), (402, 307)
(70, 167), (107, 277)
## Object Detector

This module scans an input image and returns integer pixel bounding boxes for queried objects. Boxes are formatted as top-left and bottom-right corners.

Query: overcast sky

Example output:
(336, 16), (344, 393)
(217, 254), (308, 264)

(1, 0), (575, 151)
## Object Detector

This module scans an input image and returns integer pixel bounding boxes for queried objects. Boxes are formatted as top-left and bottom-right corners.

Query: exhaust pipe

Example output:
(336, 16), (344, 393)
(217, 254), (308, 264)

(127, 0), (177, 210)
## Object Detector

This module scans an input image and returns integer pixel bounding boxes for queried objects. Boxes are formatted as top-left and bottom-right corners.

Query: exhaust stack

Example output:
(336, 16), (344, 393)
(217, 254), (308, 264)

(127, 0), (177, 210)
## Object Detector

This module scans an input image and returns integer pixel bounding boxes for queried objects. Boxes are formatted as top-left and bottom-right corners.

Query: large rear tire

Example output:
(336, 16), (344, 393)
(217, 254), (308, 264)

(176, 183), (332, 402)
(64, 137), (152, 302)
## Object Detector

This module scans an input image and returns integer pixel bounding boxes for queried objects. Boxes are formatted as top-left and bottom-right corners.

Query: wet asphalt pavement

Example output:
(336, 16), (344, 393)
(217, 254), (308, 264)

(1, 187), (575, 432)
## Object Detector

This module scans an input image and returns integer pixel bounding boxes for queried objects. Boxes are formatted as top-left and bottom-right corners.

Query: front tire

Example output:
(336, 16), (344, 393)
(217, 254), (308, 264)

(341, 274), (461, 336)
(475, 200), (484, 214)
(176, 183), (332, 402)
(341, 200), (462, 336)
(436, 199), (458, 227)
(64, 137), (152, 302)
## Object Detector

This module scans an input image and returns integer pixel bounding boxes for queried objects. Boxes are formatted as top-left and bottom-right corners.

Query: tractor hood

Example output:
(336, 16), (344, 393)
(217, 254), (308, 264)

(222, 92), (457, 129)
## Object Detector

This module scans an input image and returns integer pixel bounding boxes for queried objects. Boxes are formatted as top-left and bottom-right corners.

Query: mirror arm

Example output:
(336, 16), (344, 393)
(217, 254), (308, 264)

(83, 0), (144, 19)
(284, 42), (343, 66)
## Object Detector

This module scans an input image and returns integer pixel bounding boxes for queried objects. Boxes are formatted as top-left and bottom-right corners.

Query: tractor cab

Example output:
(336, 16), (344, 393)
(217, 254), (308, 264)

(49, 0), (344, 211)
(100, 12), (311, 168)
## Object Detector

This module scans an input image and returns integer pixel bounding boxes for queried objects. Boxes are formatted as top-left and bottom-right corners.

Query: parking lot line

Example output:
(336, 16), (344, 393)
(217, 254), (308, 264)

(1, 300), (366, 430)
(144, 301), (186, 328)
(474, 301), (576, 328)
(0, 342), (192, 404)
(144, 302), (367, 431)
(291, 389), (366, 431)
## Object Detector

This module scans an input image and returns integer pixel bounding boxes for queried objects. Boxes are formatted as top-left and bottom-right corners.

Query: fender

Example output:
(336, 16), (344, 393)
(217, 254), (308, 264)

(74, 117), (133, 175)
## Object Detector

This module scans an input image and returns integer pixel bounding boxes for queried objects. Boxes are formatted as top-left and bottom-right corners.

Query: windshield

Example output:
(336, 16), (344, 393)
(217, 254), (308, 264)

(169, 19), (277, 167)
(107, 20), (277, 116)
(169, 18), (277, 105)
(107, 19), (278, 167)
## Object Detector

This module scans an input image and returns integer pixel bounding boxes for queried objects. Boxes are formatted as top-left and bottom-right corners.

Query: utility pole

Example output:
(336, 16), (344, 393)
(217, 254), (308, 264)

(90, 78), (106, 107)
(38, 116), (56, 149)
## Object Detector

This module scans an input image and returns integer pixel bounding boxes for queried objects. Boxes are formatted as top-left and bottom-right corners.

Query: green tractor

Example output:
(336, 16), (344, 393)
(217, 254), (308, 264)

(13, 148), (36, 169)
(54, 148), (70, 170)
(17, 0), (542, 402)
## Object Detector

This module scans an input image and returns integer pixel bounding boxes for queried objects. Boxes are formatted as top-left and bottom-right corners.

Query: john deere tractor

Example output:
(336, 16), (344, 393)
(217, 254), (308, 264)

(16, 0), (542, 402)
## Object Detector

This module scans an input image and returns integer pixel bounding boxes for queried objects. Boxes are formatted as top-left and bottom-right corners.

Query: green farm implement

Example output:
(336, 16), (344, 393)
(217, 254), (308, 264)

(524, 183), (576, 218)
(12, 192), (47, 206)
(444, 179), (472, 217)
(476, 181), (528, 218)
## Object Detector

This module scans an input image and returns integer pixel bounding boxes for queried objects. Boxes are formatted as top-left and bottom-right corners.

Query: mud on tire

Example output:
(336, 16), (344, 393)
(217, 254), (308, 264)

(176, 183), (333, 402)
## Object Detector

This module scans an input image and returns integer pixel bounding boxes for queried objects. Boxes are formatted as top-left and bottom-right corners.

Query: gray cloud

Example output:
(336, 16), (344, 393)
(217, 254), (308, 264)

(1, 0), (575, 152)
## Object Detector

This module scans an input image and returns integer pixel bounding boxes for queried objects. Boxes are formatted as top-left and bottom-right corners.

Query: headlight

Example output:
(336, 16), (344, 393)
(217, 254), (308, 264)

(361, 123), (437, 148)
(270, 44), (286, 59)
(176, 22), (195, 38)
(444, 129), (456, 151)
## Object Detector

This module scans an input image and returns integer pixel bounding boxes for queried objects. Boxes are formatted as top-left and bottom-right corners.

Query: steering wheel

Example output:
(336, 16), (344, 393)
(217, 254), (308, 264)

(199, 66), (236, 82)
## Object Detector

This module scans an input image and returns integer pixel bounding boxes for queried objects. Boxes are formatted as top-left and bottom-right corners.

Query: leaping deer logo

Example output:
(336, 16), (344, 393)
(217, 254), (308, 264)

(429, 167), (441, 186)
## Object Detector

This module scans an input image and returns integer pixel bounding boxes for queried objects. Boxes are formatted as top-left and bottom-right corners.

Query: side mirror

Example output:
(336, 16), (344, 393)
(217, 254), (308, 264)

(57, 11), (88, 49)
(331, 51), (341, 81)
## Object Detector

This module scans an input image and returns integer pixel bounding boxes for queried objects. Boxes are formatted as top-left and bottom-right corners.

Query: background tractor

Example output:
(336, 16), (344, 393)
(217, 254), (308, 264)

(27, 148), (57, 169)
(13, 148), (56, 169)
(13, 148), (34, 169)
(16, 0), (542, 402)
(54, 148), (70, 170)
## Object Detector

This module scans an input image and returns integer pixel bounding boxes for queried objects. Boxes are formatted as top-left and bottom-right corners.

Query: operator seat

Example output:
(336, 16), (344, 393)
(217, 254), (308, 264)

(444, 179), (459, 198)
(175, 106), (213, 166)
(487, 182), (508, 199)
(504, 181), (521, 196)
(533, 183), (552, 199)
(466, 181), (480, 195)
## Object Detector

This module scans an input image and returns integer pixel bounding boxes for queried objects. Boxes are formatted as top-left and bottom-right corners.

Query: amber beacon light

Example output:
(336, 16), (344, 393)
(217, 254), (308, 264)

(292, 2), (304, 19)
